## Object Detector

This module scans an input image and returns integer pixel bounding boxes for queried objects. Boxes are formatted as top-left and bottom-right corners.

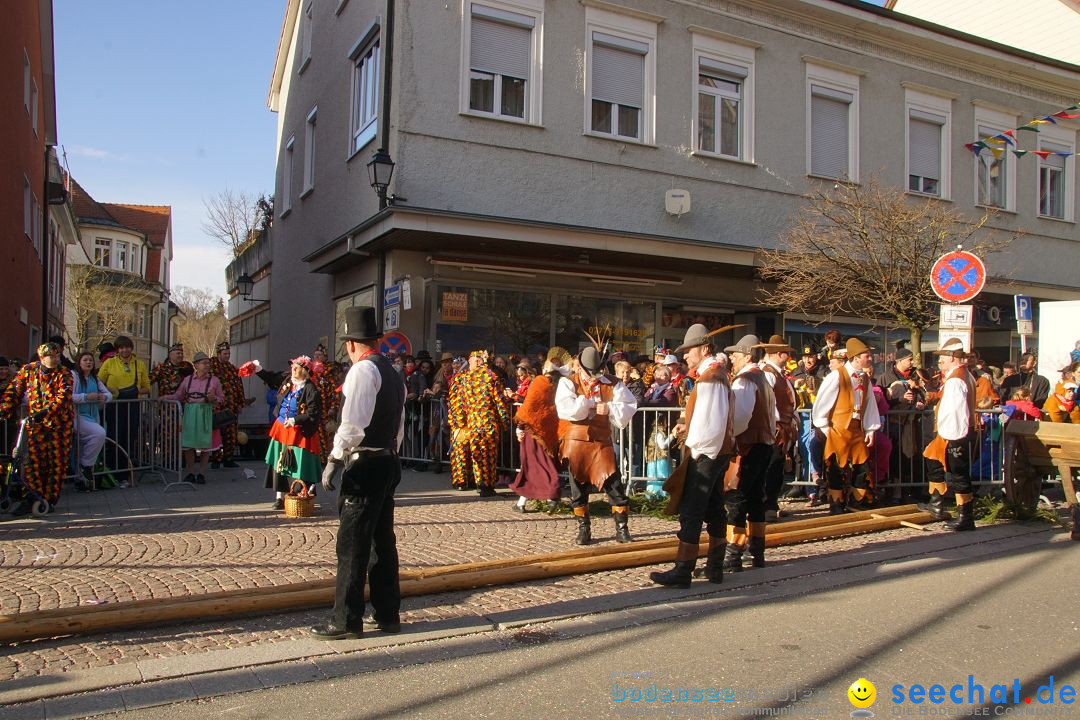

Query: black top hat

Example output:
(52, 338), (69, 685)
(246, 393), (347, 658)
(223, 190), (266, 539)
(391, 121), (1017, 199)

(341, 306), (380, 343)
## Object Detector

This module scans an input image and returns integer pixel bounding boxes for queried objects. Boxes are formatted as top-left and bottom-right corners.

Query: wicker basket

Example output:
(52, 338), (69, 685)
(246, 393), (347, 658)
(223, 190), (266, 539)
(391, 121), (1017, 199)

(284, 479), (315, 518)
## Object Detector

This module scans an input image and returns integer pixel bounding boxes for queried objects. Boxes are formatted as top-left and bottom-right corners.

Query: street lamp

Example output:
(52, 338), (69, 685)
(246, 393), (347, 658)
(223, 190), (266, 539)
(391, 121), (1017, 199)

(235, 273), (268, 302)
(366, 148), (395, 209)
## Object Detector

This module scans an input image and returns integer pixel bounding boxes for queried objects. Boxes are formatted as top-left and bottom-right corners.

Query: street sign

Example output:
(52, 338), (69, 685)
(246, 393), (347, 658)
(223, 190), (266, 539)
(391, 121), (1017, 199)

(383, 305), (400, 331)
(379, 331), (411, 357)
(939, 304), (973, 329)
(384, 284), (401, 307)
(1015, 295), (1033, 352)
(401, 279), (412, 311)
(931, 251), (986, 303)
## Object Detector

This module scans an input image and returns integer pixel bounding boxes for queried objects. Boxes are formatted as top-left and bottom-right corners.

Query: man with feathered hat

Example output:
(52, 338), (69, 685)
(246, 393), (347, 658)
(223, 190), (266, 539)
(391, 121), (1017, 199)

(811, 337), (881, 514)
(556, 339), (637, 545)
(209, 341), (245, 469)
(918, 338), (978, 531)
(448, 349), (510, 495)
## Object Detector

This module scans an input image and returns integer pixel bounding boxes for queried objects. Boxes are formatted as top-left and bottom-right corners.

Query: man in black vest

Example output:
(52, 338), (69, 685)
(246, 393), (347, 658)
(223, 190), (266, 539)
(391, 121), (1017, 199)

(311, 306), (406, 640)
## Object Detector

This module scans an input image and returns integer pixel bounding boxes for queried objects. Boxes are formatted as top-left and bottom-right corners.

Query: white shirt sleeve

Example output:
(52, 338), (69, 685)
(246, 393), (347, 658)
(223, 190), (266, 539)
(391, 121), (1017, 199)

(812, 370), (839, 430)
(606, 380), (637, 430)
(685, 380), (730, 460)
(731, 375), (756, 436)
(862, 385), (881, 433)
(556, 375), (593, 421)
(332, 361), (382, 459)
(71, 370), (86, 404)
(937, 376), (970, 441)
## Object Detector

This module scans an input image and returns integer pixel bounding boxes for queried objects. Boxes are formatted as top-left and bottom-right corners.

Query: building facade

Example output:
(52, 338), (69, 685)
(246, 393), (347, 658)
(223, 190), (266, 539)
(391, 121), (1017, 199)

(226, 230), (274, 430)
(265, 0), (1080, 367)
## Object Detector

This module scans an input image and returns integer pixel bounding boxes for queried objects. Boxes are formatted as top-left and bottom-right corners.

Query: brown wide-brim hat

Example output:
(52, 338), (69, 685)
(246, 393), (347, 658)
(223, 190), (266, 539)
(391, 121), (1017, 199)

(753, 334), (795, 353)
(845, 337), (873, 357)
(438, 351), (453, 363)
(932, 338), (968, 358)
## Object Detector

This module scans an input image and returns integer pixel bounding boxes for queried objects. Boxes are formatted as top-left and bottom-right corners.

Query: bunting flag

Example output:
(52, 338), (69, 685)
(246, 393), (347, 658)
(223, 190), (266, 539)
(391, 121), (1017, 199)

(1032, 150), (1053, 159)
(1017, 123), (1040, 133)
(960, 99), (1079, 162)
(1011, 150), (1028, 157)
(1053, 111), (1080, 120)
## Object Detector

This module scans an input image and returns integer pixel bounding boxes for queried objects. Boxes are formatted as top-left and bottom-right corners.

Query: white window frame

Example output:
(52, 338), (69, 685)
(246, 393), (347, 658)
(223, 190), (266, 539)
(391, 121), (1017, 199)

(348, 22), (380, 157)
(1037, 125), (1076, 222)
(691, 33), (756, 163)
(299, 1), (313, 74)
(281, 135), (295, 215)
(584, 5), (657, 146)
(805, 63), (860, 182)
(116, 240), (129, 272)
(94, 237), (112, 268)
(904, 88), (952, 200)
(303, 107), (317, 197)
(131, 243), (142, 276)
(23, 177), (32, 238)
(23, 50), (30, 115)
(459, 0), (544, 126)
(973, 105), (1018, 213)
(31, 194), (41, 257)
(30, 79), (38, 137)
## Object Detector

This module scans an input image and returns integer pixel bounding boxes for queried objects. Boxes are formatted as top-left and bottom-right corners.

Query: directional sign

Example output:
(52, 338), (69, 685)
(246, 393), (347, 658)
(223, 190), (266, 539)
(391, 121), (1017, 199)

(383, 305), (400, 332)
(931, 251), (986, 304)
(379, 331), (411, 357)
(384, 284), (401, 307)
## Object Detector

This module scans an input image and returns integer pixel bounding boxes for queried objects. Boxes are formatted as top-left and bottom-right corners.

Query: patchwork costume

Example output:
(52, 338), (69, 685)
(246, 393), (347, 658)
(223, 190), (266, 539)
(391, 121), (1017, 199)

(448, 354), (510, 492)
(312, 362), (342, 464)
(149, 345), (194, 397)
(209, 343), (244, 465)
(0, 354), (74, 507)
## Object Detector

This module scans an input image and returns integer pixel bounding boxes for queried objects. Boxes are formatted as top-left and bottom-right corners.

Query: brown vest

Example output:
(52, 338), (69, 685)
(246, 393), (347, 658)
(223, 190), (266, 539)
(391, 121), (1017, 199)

(736, 367), (775, 450)
(762, 362), (795, 444)
(558, 374), (616, 444)
(558, 374), (618, 490)
(823, 365), (872, 467)
(683, 363), (736, 456)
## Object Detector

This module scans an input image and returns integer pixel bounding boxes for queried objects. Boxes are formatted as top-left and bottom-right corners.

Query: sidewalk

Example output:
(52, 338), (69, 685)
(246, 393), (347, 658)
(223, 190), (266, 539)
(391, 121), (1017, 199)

(0, 461), (1018, 710)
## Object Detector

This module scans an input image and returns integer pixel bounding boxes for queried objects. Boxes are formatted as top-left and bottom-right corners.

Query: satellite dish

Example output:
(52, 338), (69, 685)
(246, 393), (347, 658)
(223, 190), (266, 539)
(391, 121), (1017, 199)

(665, 189), (690, 217)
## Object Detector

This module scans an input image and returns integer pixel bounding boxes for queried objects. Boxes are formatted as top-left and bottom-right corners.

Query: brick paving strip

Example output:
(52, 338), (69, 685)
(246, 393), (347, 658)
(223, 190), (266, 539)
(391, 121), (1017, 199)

(0, 463), (1050, 714)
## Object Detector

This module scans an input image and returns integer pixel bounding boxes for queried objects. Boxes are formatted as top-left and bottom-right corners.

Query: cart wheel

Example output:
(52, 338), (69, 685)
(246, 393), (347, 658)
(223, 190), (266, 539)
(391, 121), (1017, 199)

(0, 498), (10, 513)
(31, 500), (49, 517)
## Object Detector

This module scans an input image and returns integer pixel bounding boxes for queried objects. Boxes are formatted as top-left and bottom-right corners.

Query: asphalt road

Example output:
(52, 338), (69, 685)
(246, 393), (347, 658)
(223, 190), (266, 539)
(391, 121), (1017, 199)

(102, 526), (1080, 720)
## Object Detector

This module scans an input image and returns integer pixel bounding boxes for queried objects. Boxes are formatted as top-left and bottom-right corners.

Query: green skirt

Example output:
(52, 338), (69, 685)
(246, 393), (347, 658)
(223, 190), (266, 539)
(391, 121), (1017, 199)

(265, 438), (322, 488)
(180, 403), (213, 449)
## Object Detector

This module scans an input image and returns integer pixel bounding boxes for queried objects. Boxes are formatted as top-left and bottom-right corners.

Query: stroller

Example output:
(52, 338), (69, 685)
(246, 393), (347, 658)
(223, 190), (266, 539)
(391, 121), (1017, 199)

(0, 418), (50, 517)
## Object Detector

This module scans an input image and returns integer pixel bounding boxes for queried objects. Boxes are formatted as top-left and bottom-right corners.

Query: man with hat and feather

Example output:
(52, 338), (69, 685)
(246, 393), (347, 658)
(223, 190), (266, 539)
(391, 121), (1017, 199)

(755, 335), (799, 521)
(811, 337), (881, 514)
(918, 337), (978, 531)
(555, 330), (637, 545)
(650, 324), (734, 587)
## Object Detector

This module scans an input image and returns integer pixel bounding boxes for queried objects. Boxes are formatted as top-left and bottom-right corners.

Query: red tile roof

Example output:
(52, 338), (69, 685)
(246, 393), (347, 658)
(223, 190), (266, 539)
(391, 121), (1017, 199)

(68, 176), (171, 248)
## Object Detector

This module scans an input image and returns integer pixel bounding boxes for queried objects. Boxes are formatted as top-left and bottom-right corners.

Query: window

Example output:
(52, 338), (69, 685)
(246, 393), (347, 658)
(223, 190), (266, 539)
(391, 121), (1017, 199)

(30, 79), (38, 136)
(94, 238), (111, 268)
(131, 244), (141, 275)
(465, 2), (539, 122)
(1038, 141), (1070, 220)
(116, 241), (129, 271)
(904, 88), (952, 199)
(23, 178), (32, 238)
(973, 105), (1017, 211)
(585, 6), (657, 144)
(23, 50), (30, 114)
(303, 107), (317, 195)
(31, 194), (41, 256)
(350, 35), (380, 154)
(281, 136), (295, 214)
(806, 63), (859, 181)
(299, 1), (313, 73)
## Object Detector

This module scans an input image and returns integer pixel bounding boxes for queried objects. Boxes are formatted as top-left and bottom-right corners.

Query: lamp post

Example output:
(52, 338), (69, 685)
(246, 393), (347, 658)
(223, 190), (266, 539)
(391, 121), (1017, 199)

(366, 148), (395, 209)
(235, 273), (268, 302)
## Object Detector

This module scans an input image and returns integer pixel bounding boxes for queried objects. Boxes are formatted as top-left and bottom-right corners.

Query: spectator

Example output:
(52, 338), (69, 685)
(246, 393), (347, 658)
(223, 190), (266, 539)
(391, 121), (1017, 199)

(1003, 387), (1043, 422)
(1000, 353), (1050, 408)
(491, 354), (511, 389)
(71, 351), (112, 492)
(168, 352), (224, 485)
(98, 335), (150, 487)
(614, 360), (645, 404)
(643, 365), (678, 407)
(865, 365), (893, 503)
(404, 357), (435, 466)
(966, 351), (1000, 409)
(882, 346), (925, 489)
(1043, 362), (1080, 424)
(506, 362), (534, 404)
(48, 335), (77, 371)
(820, 329), (843, 363)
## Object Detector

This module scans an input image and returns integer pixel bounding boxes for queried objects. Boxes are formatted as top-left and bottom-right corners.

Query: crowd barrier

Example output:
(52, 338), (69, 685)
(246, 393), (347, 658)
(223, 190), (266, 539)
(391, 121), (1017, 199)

(0, 398), (185, 495)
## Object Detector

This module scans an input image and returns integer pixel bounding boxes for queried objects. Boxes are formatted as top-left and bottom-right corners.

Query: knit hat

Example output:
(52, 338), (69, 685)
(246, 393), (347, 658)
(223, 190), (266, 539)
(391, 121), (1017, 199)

(895, 347), (913, 361)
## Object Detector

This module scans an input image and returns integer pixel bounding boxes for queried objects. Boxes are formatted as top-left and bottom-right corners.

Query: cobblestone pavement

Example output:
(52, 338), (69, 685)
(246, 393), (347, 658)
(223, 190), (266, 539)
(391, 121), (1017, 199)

(0, 463), (933, 683)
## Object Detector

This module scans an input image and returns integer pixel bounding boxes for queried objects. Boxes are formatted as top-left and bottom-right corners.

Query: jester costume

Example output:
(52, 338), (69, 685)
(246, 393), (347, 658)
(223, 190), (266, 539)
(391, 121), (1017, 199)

(149, 359), (194, 397)
(209, 345), (244, 464)
(312, 362), (341, 464)
(448, 354), (509, 492)
(0, 355), (74, 507)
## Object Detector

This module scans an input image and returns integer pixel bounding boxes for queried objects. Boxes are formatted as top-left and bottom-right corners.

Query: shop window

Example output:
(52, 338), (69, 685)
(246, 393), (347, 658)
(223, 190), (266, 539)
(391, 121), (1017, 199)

(554, 296), (656, 359)
(436, 286), (552, 357)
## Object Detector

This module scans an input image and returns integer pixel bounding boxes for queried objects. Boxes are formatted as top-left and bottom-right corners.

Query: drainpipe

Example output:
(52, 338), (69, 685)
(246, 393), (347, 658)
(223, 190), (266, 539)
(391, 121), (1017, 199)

(375, 0), (394, 331)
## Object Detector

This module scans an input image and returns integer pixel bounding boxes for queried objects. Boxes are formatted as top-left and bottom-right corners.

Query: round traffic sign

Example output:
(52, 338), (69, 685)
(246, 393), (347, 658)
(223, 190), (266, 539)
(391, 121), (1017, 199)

(379, 331), (412, 357)
(931, 251), (986, 303)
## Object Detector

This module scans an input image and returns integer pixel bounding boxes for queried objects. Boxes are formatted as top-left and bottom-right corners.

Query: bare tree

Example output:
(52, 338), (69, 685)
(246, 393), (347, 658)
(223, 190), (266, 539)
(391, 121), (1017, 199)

(201, 188), (268, 257)
(759, 175), (1019, 365)
(172, 286), (228, 356)
(65, 265), (152, 355)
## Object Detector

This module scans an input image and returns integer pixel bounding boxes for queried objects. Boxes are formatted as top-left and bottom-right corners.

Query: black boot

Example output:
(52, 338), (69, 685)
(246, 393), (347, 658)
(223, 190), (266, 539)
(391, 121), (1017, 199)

(945, 502), (975, 531)
(649, 541), (698, 588)
(613, 509), (632, 543)
(722, 543), (744, 572)
(828, 499), (849, 515)
(574, 513), (592, 545)
(747, 522), (766, 568)
(918, 491), (952, 521)
(698, 537), (725, 583)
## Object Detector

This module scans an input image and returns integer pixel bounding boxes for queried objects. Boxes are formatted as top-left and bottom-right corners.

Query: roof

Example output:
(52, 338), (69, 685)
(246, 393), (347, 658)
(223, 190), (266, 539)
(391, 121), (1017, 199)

(68, 177), (171, 248)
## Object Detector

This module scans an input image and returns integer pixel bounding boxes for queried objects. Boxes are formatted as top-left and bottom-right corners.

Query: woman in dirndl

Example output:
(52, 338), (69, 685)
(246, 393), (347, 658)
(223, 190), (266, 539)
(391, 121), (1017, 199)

(265, 355), (323, 510)
(168, 352), (224, 484)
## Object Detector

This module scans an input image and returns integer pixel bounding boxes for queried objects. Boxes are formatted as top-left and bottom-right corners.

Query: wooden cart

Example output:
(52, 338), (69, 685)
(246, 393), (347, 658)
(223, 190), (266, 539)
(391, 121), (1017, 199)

(1003, 420), (1080, 537)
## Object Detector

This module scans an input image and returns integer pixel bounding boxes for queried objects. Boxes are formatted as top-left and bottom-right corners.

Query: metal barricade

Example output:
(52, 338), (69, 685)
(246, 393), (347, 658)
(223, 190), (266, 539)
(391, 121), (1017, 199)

(68, 398), (183, 490)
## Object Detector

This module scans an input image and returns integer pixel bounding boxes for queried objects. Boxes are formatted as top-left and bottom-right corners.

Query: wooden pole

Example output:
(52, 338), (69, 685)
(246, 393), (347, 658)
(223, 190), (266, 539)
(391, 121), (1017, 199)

(0, 507), (931, 644)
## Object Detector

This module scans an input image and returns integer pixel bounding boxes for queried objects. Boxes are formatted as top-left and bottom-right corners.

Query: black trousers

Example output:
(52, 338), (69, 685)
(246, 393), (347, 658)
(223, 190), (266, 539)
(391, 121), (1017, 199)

(725, 443), (771, 527)
(764, 444), (786, 511)
(677, 453), (730, 543)
(826, 456), (872, 492)
(927, 434), (973, 495)
(570, 471), (628, 509)
(333, 453), (402, 630)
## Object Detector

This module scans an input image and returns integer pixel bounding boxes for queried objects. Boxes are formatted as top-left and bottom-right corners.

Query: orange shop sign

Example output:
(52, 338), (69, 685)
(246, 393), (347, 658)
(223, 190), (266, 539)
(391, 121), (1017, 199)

(442, 292), (469, 322)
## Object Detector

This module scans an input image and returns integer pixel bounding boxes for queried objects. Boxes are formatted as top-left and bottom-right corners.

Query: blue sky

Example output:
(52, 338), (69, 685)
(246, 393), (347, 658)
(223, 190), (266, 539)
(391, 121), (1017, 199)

(54, 0), (283, 298)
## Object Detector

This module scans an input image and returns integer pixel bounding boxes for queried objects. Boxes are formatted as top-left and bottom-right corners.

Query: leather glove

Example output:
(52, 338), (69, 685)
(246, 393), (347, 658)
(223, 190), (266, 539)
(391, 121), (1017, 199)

(321, 457), (343, 492)
(31, 409), (48, 422)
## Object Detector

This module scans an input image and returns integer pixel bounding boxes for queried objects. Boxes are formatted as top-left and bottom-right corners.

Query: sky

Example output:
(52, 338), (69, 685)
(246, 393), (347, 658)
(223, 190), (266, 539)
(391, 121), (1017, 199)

(54, 0), (283, 299)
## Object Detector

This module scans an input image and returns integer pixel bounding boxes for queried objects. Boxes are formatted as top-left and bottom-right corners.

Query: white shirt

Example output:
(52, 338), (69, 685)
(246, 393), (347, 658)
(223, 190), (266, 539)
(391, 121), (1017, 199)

(937, 373), (972, 441)
(731, 364), (776, 437)
(332, 358), (405, 460)
(555, 373), (637, 430)
(683, 356), (731, 460)
(760, 358), (794, 422)
(811, 362), (881, 432)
